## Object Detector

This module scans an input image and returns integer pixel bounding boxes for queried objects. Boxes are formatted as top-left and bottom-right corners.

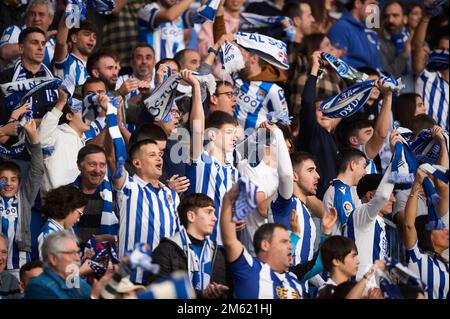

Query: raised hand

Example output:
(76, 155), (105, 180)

(322, 207), (338, 235)
(11, 102), (32, 121)
(290, 210), (301, 235)
(23, 119), (39, 144)
(167, 175), (191, 194)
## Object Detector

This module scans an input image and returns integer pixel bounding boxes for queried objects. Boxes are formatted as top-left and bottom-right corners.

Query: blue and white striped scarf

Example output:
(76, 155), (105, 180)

(137, 271), (196, 299)
(239, 13), (296, 42)
(0, 60), (55, 110)
(196, 0), (220, 22)
(320, 52), (369, 82)
(385, 258), (426, 290)
(72, 174), (118, 235)
(143, 72), (216, 121)
(388, 27), (410, 55)
(106, 97), (127, 180)
(419, 163), (448, 231)
(233, 177), (259, 222)
(427, 49), (449, 72)
(388, 141), (418, 188)
(220, 41), (245, 77)
(65, 0), (87, 29)
(234, 32), (289, 70)
(375, 268), (404, 299)
(127, 243), (161, 274)
(179, 227), (214, 291)
(411, 128), (449, 165)
(320, 80), (375, 118)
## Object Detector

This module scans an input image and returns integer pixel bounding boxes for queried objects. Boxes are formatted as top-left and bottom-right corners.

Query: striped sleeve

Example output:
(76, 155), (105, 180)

(267, 84), (288, 112)
(137, 3), (161, 30)
(406, 241), (423, 264)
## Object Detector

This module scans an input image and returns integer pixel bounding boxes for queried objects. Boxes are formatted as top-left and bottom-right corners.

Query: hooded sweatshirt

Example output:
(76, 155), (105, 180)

(327, 11), (382, 70)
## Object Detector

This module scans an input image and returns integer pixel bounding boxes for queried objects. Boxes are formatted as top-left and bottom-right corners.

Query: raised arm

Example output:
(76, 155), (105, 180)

(404, 169), (427, 249)
(411, 13), (431, 74)
(220, 185), (244, 263)
(213, 0), (227, 42)
(364, 81), (393, 160)
(273, 126), (293, 200)
(53, 8), (70, 63)
(21, 119), (44, 204)
(185, 70), (203, 161)
(154, 0), (195, 25)
(38, 89), (68, 147)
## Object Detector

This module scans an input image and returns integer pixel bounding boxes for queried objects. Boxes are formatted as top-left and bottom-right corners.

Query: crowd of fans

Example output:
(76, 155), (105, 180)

(0, 0), (448, 300)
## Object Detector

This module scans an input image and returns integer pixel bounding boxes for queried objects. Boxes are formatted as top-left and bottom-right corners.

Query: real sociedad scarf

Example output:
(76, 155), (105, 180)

(388, 141), (418, 187)
(239, 13), (296, 42)
(411, 128), (449, 165)
(178, 227), (214, 291)
(0, 60), (56, 110)
(419, 163), (448, 231)
(267, 109), (292, 125)
(426, 50), (449, 72)
(73, 175), (118, 235)
(234, 32), (289, 70)
(143, 73), (216, 121)
(320, 80), (375, 118)
(106, 97), (127, 180)
(65, 0), (87, 29)
(89, 0), (115, 15)
(196, 0), (220, 22)
(232, 177), (259, 222)
(220, 41), (245, 76)
(320, 52), (369, 82)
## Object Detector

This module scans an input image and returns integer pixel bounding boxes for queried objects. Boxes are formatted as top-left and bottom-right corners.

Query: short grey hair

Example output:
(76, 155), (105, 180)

(26, 0), (55, 17)
(41, 230), (78, 266)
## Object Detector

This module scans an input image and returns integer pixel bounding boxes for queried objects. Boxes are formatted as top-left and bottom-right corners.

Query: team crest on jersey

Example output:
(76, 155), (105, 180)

(343, 201), (353, 216)
(256, 89), (266, 101)
(167, 193), (173, 203)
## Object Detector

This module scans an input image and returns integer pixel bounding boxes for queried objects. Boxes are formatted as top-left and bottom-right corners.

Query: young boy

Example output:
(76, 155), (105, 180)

(0, 120), (43, 278)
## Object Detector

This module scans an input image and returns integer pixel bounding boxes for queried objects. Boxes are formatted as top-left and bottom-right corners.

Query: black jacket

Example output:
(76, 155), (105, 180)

(149, 236), (232, 299)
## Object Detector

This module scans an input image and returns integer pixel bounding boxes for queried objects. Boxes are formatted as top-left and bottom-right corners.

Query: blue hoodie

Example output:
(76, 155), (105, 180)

(328, 11), (382, 70)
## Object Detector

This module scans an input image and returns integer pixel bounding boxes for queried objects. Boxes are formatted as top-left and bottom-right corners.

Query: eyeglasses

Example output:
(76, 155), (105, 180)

(214, 89), (238, 99)
(57, 250), (81, 257)
(75, 209), (85, 217)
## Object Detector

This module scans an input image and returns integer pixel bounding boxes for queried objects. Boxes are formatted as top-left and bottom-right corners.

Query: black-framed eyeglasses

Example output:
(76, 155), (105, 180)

(214, 89), (238, 98)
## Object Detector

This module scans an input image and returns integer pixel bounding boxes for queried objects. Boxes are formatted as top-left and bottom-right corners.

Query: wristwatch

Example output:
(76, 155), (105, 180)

(208, 47), (219, 56)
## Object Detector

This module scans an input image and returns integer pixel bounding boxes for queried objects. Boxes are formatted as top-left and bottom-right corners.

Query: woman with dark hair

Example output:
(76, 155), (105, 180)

(404, 169), (449, 299)
(38, 185), (88, 256)
(303, 0), (339, 33)
(393, 93), (426, 130)
(288, 33), (346, 118)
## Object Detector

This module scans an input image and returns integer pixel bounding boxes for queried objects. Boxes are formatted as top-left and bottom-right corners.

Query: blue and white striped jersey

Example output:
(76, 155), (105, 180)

(115, 172), (180, 284)
(53, 53), (89, 86)
(360, 144), (377, 174)
(416, 69), (449, 130)
(323, 179), (361, 235)
(406, 241), (449, 299)
(0, 25), (56, 68)
(232, 75), (288, 131)
(137, 3), (195, 61)
(230, 247), (305, 299)
(1, 196), (30, 270)
(269, 194), (316, 264)
(186, 151), (238, 246)
(37, 219), (72, 258)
